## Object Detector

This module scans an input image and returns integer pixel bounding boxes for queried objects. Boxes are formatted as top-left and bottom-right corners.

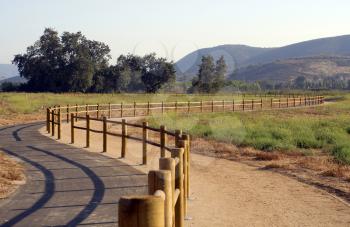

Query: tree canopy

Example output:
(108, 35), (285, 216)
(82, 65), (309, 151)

(13, 28), (175, 93)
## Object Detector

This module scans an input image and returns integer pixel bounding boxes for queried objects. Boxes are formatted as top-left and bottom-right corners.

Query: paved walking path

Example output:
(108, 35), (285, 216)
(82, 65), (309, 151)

(0, 122), (147, 227)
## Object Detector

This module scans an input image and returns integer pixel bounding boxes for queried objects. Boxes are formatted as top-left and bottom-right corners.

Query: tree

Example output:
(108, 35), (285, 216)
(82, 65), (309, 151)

(212, 56), (227, 92)
(13, 28), (111, 92)
(141, 54), (176, 93)
(190, 55), (227, 93)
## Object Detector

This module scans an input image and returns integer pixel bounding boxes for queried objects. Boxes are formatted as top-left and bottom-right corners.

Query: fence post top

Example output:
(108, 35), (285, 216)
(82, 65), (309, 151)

(172, 147), (184, 156)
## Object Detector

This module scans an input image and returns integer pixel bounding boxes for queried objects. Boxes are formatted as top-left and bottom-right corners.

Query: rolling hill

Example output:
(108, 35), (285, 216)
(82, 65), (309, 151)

(235, 56), (350, 82)
(175, 45), (274, 80)
(176, 35), (350, 82)
(0, 64), (19, 81)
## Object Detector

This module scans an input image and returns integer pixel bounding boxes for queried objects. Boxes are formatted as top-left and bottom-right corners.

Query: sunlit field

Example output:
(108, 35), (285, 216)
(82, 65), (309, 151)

(149, 94), (350, 164)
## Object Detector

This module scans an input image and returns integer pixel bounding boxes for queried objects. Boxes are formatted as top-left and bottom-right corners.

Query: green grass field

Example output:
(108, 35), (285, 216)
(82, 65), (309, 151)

(149, 94), (350, 165)
(1, 92), (349, 164)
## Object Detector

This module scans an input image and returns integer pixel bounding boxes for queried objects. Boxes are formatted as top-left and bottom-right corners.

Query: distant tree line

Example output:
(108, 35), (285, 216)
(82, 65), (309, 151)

(9, 28), (175, 93)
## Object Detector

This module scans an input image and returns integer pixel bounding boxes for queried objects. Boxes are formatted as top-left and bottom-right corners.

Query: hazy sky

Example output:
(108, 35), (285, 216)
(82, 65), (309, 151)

(1, 0), (350, 64)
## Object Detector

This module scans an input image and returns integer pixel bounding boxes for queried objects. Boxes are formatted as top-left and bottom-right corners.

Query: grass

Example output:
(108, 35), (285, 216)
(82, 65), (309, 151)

(148, 93), (350, 165)
(0, 92), (276, 116)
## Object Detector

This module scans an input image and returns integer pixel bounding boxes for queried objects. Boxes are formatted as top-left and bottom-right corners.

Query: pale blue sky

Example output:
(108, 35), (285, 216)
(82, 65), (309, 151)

(1, 0), (349, 64)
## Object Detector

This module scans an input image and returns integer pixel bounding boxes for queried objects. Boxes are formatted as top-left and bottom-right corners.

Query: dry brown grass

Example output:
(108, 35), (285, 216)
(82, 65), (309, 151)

(0, 152), (25, 199)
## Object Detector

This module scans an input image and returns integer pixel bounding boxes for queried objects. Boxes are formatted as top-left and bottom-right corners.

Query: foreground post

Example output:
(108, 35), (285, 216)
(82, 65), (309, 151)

(103, 116), (107, 153)
(51, 109), (55, 136)
(142, 122), (148, 165)
(58, 107), (61, 140)
(66, 104), (70, 123)
(148, 170), (172, 227)
(71, 113), (74, 144)
(119, 196), (165, 227)
(46, 108), (50, 133)
(160, 125), (166, 157)
(86, 115), (90, 148)
(121, 119), (127, 158)
(171, 148), (184, 227)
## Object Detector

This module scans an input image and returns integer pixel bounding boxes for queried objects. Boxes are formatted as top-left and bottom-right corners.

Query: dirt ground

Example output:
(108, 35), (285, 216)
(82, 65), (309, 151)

(40, 120), (350, 227)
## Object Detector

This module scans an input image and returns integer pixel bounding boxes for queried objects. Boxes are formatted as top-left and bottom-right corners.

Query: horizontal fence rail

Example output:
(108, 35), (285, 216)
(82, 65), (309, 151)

(46, 95), (323, 227)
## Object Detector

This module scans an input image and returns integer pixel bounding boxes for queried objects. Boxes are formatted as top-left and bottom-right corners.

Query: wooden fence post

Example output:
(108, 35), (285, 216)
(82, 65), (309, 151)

(160, 125), (166, 157)
(243, 99), (245, 111)
(75, 104), (78, 122)
(171, 148), (185, 227)
(142, 122), (148, 165)
(251, 99), (254, 110)
(232, 99), (235, 112)
(109, 103), (112, 119)
(121, 119), (127, 158)
(287, 98), (289, 108)
(97, 104), (100, 119)
(58, 107), (61, 140)
(121, 102), (123, 118)
(71, 113), (74, 144)
(67, 104), (70, 123)
(47, 108), (50, 133)
(261, 98), (263, 109)
(147, 101), (150, 115)
(279, 99), (281, 108)
(211, 100), (214, 112)
(159, 158), (176, 226)
(134, 101), (137, 117)
(222, 100), (225, 111)
(86, 104), (88, 117)
(175, 101), (178, 114)
(187, 101), (190, 113)
(181, 134), (190, 200)
(118, 196), (165, 227)
(86, 115), (90, 148)
(103, 116), (107, 153)
(162, 101), (164, 115)
(148, 170), (172, 227)
(51, 109), (55, 137)
(200, 100), (203, 113)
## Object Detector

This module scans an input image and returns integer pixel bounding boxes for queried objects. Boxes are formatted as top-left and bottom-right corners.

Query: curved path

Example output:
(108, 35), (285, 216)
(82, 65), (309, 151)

(0, 123), (147, 227)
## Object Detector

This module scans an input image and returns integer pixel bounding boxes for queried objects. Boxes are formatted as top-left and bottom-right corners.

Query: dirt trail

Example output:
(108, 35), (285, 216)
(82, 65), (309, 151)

(47, 121), (350, 227)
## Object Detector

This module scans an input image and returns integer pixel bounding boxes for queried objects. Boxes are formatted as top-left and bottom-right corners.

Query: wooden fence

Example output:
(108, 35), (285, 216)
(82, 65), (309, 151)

(46, 95), (324, 227)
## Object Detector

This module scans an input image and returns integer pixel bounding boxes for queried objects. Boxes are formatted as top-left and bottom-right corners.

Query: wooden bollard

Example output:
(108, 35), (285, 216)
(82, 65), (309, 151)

(46, 108), (50, 133)
(171, 148), (184, 227)
(160, 125), (166, 158)
(159, 158), (176, 227)
(86, 115), (90, 148)
(58, 107), (61, 140)
(187, 101), (190, 113)
(279, 99), (281, 108)
(118, 195), (165, 227)
(142, 122), (148, 165)
(243, 99), (245, 111)
(287, 98), (289, 108)
(85, 104), (88, 117)
(121, 102), (124, 118)
(222, 100), (225, 111)
(162, 101), (164, 115)
(103, 116), (107, 153)
(200, 100), (203, 112)
(232, 99), (235, 112)
(175, 129), (182, 147)
(261, 98), (263, 109)
(121, 119), (127, 158)
(70, 113), (74, 144)
(251, 99), (254, 110)
(181, 134), (190, 200)
(149, 170), (172, 227)
(211, 100), (214, 112)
